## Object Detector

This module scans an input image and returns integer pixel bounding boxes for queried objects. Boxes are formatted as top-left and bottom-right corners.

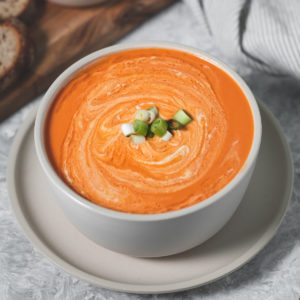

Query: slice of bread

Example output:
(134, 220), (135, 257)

(0, 18), (34, 94)
(0, 0), (36, 23)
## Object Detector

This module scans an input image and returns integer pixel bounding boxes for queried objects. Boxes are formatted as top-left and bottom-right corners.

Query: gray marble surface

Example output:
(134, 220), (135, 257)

(0, 2), (299, 299)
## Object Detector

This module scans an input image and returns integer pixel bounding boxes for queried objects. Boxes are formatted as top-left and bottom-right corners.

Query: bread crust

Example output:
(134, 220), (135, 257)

(0, 0), (37, 23)
(0, 18), (35, 94)
(19, 0), (37, 23)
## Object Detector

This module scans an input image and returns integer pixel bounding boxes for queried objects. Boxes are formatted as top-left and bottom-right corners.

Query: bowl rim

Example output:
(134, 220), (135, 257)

(34, 41), (262, 222)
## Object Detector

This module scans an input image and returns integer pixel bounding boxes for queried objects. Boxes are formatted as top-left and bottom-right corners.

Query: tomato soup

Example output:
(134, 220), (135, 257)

(45, 48), (254, 214)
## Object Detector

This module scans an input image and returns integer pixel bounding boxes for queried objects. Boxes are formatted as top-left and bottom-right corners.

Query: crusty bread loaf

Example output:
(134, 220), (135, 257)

(0, 0), (36, 23)
(0, 18), (34, 94)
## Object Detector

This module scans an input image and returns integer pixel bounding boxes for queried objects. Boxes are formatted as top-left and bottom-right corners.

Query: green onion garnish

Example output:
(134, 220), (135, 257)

(133, 120), (148, 136)
(167, 119), (183, 130)
(148, 111), (156, 123)
(130, 135), (145, 144)
(121, 123), (135, 137)
(161, 130), (172, 141)
(135, 110), (150, 122)
(173, 109), (192, 126)
(150, 118), (168, 137)
(146, 128), (155, 138)
(121, 107), (192, 144)
(147, 106), (158, 117)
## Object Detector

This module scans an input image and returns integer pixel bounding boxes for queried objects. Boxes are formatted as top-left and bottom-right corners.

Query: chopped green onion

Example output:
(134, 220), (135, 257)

(148, 111), (156, 123)
(161, 130), (172, 141)
(147, 106), (158, 117)
(121, 123), (135, 137)
(146, 127), (154, 138)
(173, 109), (192, 126)
(167, 119), (183, 130)
(130, 135), (145, 144)
(135, 110), (150, 122)
(133, 120), (148, 136)
(150, 118), (168, 137)
(125, 107), (191, 143)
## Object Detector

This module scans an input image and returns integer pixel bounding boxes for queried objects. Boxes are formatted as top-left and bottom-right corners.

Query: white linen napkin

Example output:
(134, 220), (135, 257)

(184, 0), (300, 78)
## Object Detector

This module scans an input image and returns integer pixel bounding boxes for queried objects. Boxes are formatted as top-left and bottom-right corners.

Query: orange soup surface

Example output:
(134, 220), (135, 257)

(45, 48), (254, 214)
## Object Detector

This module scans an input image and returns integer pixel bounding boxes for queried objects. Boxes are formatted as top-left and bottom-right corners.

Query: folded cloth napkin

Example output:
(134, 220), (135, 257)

(184, 0), (300, 78)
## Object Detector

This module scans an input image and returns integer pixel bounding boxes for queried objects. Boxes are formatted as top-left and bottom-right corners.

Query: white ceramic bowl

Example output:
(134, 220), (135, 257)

(34, 42), (262, 257)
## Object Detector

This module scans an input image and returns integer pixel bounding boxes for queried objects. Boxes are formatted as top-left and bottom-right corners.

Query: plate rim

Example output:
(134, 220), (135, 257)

(7, 100), (294, 294)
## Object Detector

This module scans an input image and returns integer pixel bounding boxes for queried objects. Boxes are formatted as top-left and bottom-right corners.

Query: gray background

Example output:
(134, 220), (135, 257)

(0, 2), (299, 299)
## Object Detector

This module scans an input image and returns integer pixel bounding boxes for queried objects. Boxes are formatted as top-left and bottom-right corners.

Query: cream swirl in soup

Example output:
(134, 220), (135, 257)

(45, 48), (254, 214)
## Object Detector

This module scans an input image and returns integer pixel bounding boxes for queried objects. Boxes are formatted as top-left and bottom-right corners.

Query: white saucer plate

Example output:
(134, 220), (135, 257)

(7, 100), (293, 294)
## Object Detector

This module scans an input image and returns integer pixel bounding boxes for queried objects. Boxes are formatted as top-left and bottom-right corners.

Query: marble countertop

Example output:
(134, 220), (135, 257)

(1, 2), (299, 299)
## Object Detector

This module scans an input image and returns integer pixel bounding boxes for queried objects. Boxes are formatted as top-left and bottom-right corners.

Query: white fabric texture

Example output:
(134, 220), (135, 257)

(184, 0), (300, 78)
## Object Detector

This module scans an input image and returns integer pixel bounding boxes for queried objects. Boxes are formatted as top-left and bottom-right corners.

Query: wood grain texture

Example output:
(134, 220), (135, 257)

(0, 0), (176, 122)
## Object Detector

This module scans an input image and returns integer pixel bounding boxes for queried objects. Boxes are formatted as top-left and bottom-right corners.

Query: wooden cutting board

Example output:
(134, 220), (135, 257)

(0, 0), (176, 122)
